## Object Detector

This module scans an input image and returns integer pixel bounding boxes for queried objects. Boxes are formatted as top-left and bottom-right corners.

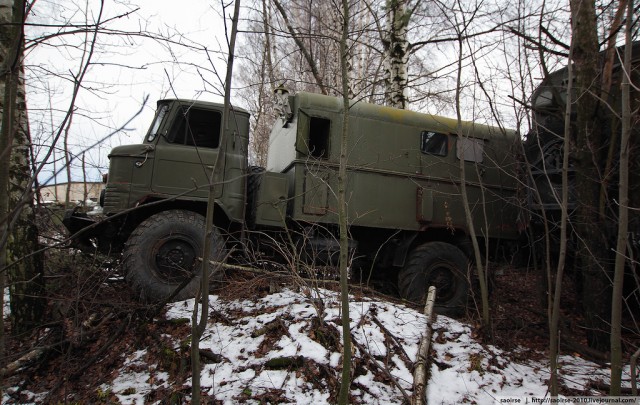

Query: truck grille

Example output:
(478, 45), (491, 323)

(103, 184), (129, 214)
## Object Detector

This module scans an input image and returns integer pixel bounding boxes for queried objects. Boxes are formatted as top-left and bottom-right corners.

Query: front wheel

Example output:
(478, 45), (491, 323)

(398, 242), (469, 316)
(123, 210), (225, 303)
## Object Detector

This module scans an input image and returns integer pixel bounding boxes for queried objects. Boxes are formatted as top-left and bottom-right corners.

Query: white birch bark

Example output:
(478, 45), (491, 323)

(383, 0), (410, 109)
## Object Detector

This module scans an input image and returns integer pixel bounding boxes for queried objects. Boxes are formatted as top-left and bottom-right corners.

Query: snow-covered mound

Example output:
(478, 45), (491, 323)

(93, 287), (627, 404)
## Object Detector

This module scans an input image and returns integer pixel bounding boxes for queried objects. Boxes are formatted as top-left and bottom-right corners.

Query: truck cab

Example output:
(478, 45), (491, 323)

(105, 99), (249, 221)
(66, 99), (250, 250)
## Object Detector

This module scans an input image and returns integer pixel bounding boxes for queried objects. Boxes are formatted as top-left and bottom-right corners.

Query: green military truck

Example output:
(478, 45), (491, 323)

(64, 89), (522, 314)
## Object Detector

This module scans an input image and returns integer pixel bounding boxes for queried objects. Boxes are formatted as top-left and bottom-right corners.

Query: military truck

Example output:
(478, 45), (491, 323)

(524, 43), (640, 327)
(525, 42), (640, 224)
(64, 89), (522, 314)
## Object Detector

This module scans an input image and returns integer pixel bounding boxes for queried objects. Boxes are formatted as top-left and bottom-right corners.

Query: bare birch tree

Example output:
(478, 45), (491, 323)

(383, 0), (410, 108)
(1, 0), (45, 342)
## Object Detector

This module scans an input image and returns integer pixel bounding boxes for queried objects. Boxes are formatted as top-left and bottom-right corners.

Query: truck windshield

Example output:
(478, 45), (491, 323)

(146, 104), (169, 142)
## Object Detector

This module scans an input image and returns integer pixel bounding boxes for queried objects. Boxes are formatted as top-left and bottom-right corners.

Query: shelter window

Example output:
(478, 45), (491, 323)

(169, 108), (222, 148)
(309, 117), (330, 159)
(420, 131), (448, 156)
(456, 137), (484, 163)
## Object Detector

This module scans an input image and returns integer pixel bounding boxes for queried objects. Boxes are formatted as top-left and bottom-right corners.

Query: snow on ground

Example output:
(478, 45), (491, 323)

(62, 288), (635, 403)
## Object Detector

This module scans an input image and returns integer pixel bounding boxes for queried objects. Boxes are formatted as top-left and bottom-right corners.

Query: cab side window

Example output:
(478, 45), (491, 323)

(169, 108), (222, 148)
(420, 131), (448, 156)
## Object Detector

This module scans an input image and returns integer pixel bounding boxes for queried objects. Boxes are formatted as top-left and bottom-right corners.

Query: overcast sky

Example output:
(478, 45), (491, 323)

(26, 0), (232, 184)
(23, 0), (569, 187)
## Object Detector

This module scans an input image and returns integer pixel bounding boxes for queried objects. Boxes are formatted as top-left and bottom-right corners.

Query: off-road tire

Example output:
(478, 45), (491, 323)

(123, 209), (225, 303)
(398, 242), (469, 317)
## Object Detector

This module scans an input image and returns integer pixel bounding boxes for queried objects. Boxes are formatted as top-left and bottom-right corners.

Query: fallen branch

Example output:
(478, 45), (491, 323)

(350, 335), (411, 403)
(208, 259), (402, 303)
(371, 316), (413, 369)
(412, 286), (437, 405)
(1, 311), (115, 378)
(0, 347), (46, 376)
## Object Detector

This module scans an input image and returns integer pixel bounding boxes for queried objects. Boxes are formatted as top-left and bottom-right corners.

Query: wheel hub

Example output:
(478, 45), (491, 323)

(427, 266), (457, 301)
(155, 238), (198, 282)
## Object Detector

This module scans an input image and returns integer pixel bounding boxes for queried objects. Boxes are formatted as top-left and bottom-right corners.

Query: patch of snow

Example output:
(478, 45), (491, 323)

(3, 287), (10, 318)
(56, 287), (621, 404)
(106, 348), (169, 404)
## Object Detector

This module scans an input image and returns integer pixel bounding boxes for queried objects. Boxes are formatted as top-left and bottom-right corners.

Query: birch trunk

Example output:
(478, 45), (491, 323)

(0, 0), (45, 338)
(383, 0), (410, 109)
(412, 286), (436, 405)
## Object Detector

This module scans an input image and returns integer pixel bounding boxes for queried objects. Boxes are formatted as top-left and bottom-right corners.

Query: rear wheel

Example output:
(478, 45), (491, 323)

(123, 209), (225, 303)
(398, 242), (469, 316)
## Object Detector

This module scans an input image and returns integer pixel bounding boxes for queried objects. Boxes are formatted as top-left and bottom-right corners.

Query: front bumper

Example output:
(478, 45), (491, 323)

(63, 207), (100, 250)
(63, 207), (126, 254)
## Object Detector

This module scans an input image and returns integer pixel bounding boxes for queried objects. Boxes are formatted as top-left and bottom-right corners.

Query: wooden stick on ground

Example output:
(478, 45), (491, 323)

(412, 286), (436, 405)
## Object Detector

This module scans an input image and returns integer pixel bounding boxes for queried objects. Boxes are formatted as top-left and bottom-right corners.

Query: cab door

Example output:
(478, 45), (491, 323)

(151, 106), (223, 199)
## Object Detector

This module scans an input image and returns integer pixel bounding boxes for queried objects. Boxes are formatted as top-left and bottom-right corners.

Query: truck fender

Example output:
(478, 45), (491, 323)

(392, 232), (419, 268)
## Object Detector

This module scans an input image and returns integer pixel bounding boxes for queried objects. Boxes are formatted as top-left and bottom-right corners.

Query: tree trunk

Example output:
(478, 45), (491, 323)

(569, 0), (611, 352)
(412, 286), (436, 405)
(6, 71), (45, 335)
(272, 0), (328, 94)
(82, 152), (87, 203)
(383, 0), (410, 109)
(261, 0), (276, 90)
(338, 0), (352, 403)
(0, 0), (45, 337)
(549, 27), (574, 396)
(0, 0), (16, 370)
(191, 1), (241, 403)
(64, 119), (73, 206)
(609, 0), (632, 395)
(452, 11), (490, 329)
